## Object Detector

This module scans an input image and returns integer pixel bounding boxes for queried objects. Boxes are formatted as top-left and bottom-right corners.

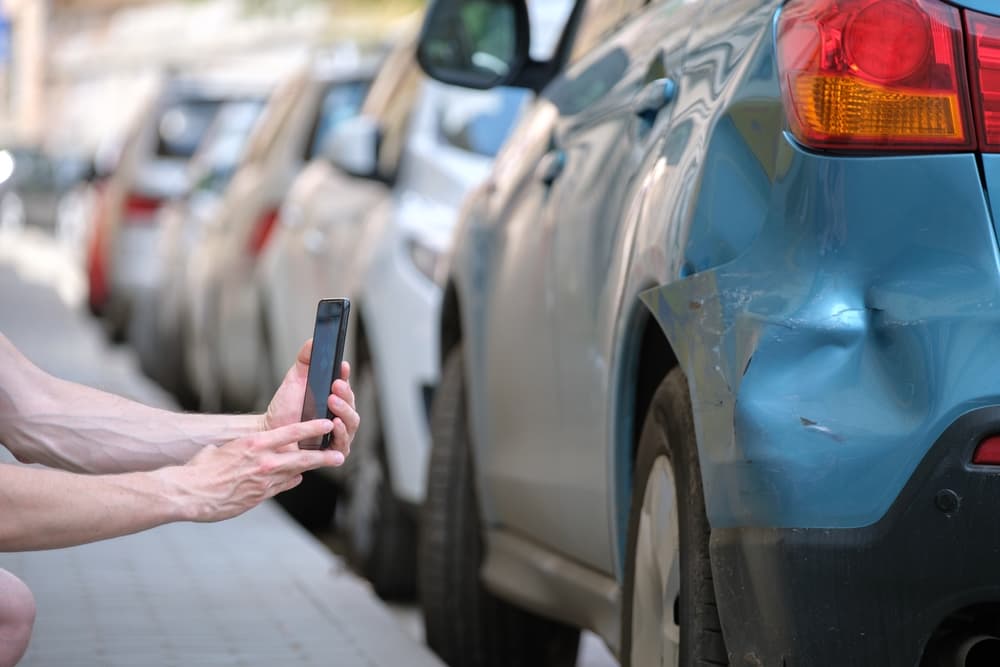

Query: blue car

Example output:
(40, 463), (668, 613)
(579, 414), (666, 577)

(415, 0), (1000, 665)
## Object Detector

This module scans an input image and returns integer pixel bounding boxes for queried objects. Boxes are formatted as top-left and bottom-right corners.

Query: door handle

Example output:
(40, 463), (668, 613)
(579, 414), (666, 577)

(536, 148), (566, 186)
(634, 77), (677, 121)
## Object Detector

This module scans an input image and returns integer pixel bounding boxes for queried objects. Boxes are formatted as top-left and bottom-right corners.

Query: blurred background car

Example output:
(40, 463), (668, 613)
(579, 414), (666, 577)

(0, 147), (95, 235)
(128, 95), (268, 406)
(262, 64), (530, 598)
(184, 57), (375, 412)
(84, 75), (244, 339)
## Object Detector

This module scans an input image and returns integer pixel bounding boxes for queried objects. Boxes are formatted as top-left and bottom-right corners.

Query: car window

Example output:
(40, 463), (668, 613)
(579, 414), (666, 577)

(305, 79), (371, 160)
(434, 85), (531, 157)
(155, 99), (221, 159)
(190, 98), (265, 193)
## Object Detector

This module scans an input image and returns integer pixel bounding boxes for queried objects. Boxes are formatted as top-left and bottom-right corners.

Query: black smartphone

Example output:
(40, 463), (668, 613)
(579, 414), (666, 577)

(299, 298), (351, 450)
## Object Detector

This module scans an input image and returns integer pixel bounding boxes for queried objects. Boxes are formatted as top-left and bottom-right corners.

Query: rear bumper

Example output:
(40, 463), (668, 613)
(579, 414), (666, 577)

(713, 407), (1000, 667)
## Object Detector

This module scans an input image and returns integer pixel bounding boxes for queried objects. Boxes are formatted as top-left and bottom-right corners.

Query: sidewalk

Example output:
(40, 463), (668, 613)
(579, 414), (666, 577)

(0, 229), (444, 667)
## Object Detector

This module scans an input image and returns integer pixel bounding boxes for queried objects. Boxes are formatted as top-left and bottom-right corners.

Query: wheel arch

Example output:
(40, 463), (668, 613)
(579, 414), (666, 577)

(612, 295), (679, 576)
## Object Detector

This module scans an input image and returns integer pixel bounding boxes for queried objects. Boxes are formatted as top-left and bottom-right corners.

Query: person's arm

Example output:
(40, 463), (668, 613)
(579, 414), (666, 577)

(0, 419), (342, 551)
(0, 334), (261, 472)
(0, 334), (359, 474)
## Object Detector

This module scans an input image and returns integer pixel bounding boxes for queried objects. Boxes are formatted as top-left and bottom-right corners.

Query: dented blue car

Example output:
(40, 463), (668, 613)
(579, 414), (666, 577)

(415, 0), (1000, 665)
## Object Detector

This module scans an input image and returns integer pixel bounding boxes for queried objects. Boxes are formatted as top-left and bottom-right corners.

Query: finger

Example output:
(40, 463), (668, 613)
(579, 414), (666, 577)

(296, 338), (314, 367)
(269, 474), (304, 498)
(331, 379), (356, 409)
(275, 448), (345, 474)
(328, 393), (360, 433)
(331, 418), (351, 456)
(340, 361), (351, 382)
(252, 419), (333, 451)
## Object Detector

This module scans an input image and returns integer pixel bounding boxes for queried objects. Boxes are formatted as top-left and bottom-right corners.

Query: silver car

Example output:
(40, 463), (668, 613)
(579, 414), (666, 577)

(262, 58), (529, 599)
(85, 77), (233, 338)
(184, 60), (374, 411)
(129, 97), (267, 406)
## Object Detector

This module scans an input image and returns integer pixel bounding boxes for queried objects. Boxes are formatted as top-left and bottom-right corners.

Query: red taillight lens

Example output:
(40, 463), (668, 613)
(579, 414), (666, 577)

(973, 435), (1000, 465)
(965, 11), (1000, 151)
(123, 192), (162, 223)
(777, 0), (975, 152)
(247, 208), (279, 257)
(86, 182), (109, 311)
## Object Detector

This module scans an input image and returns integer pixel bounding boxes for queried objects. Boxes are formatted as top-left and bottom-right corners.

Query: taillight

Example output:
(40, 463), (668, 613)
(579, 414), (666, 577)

(777, 0), (975, 152)
(123, 192), (162, 223)
(87, 182), (109, 312)
(965, 11), (1000, 151)
(247, 208), (280, 257)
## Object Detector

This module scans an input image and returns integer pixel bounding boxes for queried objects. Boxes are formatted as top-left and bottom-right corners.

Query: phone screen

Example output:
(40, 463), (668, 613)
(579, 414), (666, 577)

(300, 299), (347, 449)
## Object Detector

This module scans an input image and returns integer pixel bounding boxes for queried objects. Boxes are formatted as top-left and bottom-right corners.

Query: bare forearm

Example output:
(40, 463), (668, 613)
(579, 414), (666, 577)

(0, 335), (262, 473)
(0, 463), (188, 551)
(5, 376), (262, 473)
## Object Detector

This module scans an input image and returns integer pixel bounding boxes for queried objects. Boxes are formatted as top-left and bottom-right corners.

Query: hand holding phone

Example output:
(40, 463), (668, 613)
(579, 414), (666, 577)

(300, 298), (351, 450)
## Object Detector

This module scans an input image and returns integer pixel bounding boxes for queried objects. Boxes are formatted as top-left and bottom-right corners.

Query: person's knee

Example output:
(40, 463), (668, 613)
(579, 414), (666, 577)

(0, 570), (35, 667)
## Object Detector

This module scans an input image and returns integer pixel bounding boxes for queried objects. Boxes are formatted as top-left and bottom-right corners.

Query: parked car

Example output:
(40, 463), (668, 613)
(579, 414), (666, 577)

(85, 77), (234, 337)
(415, 0), (1000, 665)
(262, 67), (529, 597)
(0, 147), (94, 234)
(129, 96), (267, 405)
(184, 60), (374, 411)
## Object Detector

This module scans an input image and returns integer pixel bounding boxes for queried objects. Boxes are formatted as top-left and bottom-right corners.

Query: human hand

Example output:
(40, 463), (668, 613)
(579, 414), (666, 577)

(261, 338), (360, 456)
(168, 419), (344, 523)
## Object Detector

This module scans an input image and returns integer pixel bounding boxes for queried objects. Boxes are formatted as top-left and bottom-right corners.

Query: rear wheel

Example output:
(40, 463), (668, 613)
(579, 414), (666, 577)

(420, 344), (580, 667)
(340, 364), (417, 600)
(621, 368), (728, 667)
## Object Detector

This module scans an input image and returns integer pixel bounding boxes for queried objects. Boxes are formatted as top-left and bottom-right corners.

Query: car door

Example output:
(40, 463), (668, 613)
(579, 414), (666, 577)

(484, 0), (704, 574)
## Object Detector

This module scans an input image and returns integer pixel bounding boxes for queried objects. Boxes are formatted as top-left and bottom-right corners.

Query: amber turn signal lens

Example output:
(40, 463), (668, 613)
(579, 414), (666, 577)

(791, 74), (966, 142)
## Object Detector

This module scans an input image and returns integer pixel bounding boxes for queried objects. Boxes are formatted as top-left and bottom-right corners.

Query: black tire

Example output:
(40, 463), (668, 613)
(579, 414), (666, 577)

(273, 471), (337, 532)
(621, 368), (728, 667)
(420, 345), (580, 667)
(342, 365), (417, 600)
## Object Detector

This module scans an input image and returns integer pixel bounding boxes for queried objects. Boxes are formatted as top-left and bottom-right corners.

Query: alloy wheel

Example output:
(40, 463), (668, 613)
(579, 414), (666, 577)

(631, 455), (682, 667)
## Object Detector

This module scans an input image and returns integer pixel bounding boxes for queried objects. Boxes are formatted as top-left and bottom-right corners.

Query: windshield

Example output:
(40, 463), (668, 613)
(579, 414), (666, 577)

(433, 84), (530, 158)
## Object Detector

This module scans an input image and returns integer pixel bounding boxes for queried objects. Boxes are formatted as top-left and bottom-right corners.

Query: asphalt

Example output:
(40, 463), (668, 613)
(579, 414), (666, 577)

(0, 229), (445, 667)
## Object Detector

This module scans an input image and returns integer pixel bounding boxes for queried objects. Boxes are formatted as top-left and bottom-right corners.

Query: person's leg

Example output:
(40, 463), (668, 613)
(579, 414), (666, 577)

(0, 569), (34, 667)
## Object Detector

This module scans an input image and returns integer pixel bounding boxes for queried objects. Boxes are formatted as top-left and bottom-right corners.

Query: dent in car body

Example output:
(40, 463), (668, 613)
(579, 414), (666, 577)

(643, 140), (999, 530)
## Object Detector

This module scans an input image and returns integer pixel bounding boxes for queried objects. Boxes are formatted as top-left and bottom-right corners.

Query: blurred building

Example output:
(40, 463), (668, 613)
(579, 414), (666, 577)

(0, 0), (418, 155)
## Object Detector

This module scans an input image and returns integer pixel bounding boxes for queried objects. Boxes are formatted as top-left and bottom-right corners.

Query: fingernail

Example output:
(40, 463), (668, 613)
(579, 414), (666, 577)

(323, 420), (335, 433)
(331, 396), (345, 408)
(332, 451), (345, 466)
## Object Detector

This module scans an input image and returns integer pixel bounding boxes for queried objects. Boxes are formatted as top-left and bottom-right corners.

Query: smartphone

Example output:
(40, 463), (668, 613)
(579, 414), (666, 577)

(299, 298), (351, 450)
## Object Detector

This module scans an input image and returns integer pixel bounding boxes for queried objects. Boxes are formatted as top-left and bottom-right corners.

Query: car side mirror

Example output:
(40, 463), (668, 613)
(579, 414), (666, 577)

(417, 0), (530, 90)
(323, 115), (380, 179)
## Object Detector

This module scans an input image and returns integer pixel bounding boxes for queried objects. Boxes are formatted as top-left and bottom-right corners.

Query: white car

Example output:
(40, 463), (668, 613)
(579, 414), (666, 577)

(261, 63), (529, 598)
(184, 60), (374, 411)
